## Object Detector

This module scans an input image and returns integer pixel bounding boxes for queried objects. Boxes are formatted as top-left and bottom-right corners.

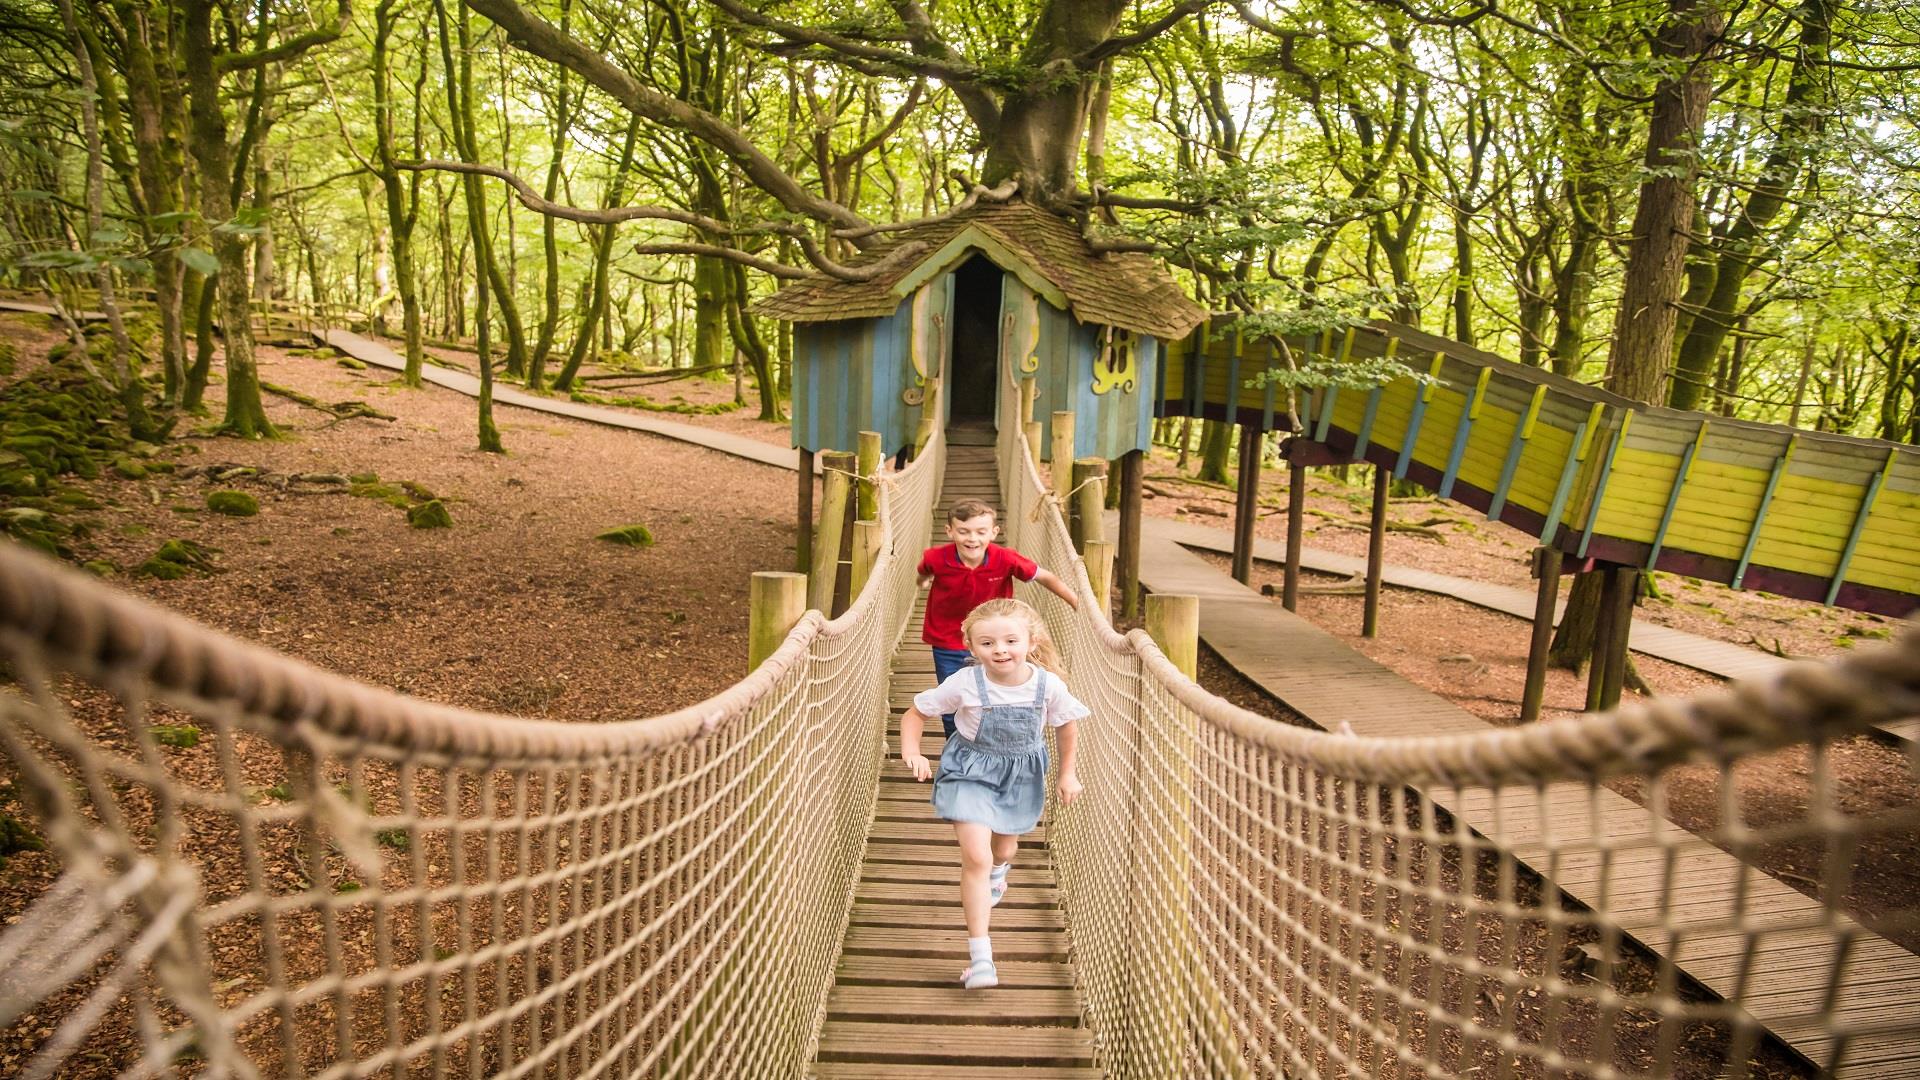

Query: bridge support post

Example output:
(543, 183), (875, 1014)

(850, 520), (883, 601)
(1586, 563), (1635, 712)
(1522, 546), (1563, 722)
(1024, 421), (1042, 469)
(1019, 375), (1037, 425)
(749, 572), (808, 670)
(1050, 411), (1075, 496)
(1231, 427), (1262, 584)
(810, 450), (855, 615)
(1364, 462), (1389, 637)
(856, 431), (883, 521)
(1070, 458), (1108, 553)
(1146, 594), (1198, 678)
(1119, 450), (1144, 620)
(1084, 539), (1115, 619)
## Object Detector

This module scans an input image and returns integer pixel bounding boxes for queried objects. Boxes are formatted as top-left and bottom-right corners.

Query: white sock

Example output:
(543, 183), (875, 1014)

(968, 935), (992, 965)
(991, 861), (1011, 881)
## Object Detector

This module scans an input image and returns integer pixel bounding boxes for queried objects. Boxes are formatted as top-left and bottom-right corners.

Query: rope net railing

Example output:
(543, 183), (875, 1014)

(995, 388), (1920, 1078)
(0, 426), (943, 1080)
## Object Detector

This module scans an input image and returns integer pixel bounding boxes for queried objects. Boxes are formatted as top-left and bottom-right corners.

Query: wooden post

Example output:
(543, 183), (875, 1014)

(1019, 375), (1037, 425)
(1363, 463), (1388, 637)
(1585, 564), (1627, 712)
(749, 571), (808, 670)
(1119, 449), (1144, 621)
(1084, 539), (1115, 620)
(1231, 427), (1261, 584)
(1024, 420), (1043, 467)
(1050, 410), (1075, 495)
(796, 448), (814, 574)
(809, 450), (854, 614)
(1070, 457), (1108, 553)
(855, 430), (882, 522)
(850, 520), (883, 601)
(1283, 456), (1306, 611)
(1521, 546), (1563, 723)
(1145, 593), (1199, 678)
(1598, 565), (1635, 711)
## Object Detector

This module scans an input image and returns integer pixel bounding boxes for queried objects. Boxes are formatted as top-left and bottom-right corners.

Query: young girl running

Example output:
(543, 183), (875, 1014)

(898, 597), (1088, 989)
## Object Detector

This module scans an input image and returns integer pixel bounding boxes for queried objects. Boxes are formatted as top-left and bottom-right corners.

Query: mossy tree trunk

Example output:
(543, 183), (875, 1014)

(437, 0), (502, 452)
(374, 0), (426, 386)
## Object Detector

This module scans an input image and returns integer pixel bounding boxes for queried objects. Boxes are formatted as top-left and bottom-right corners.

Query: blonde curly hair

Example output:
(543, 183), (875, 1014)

(959, 597), (1065, 673)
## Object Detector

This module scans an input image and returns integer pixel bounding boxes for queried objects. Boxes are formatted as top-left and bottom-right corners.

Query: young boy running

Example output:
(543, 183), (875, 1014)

(918, 499), (1079, 737)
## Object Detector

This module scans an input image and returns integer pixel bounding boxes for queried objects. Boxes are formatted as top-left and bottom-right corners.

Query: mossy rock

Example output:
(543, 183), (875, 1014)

(111, 455), (150, 479)
(400, 480), (437, 501)
(406, 499), (452, 529)
(596, 524), (654, 548)
(350, 481), (409, 508)
(54, 491), (104, 510)
(337, 357), (368, 371)
(148, 723), (201, 749)
(82, 559), (117, 577)
(350, 471), (381, 484)
(0, 810), (46, 870)
(206, 490), (260, 516)
(136, 538), (218, 579)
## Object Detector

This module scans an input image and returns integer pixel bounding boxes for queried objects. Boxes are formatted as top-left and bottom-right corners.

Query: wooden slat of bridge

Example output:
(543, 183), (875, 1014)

(811, 436), (1101, 1079)
(1137, 532), (1920, 1076)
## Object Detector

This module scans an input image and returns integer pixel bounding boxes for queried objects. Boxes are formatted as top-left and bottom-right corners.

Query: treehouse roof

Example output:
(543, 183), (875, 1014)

(752, 197), (1207, 341)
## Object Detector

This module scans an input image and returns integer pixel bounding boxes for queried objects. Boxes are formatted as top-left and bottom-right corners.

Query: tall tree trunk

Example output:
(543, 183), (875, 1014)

(438, 0), (502, 451)
(1551, 0), (1721, 671)
(114, 0), (188, 403)
(374, 0), (426, 385)
(528, 3), (572, 390)
(1669, 0), (1831, 410)
(182, 0), (274, 438)
(976, 0), (1131, 203)
(553, 113), (641, 391)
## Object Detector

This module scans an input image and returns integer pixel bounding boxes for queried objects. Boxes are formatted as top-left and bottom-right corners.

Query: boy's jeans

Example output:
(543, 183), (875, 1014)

(930, 647), (972, 737)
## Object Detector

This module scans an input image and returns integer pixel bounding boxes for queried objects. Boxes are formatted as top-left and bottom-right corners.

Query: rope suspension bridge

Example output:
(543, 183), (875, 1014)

(3, 376), (1920, 1078)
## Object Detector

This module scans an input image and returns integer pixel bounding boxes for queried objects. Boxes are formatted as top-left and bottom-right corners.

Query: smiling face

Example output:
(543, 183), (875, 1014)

(945, 512), (998, 563)
(965, 614), (1032, 679)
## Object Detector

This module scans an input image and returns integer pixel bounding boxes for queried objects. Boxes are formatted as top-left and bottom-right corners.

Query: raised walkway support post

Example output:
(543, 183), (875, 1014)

(749, 571), (808, 670)
(850, 520), (882, 599)
(1364, 462), (1389, 637)
(1119, 450), (1144, 620)
(796, 448), (814, 573)
(1522, 546), (1564, 722)
(1283, 441), (1309, 611)
(1084, 539), (1115, 619)
(1231, 428), (1261, 584)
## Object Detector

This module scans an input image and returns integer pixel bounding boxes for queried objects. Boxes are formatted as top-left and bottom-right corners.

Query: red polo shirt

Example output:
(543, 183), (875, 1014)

(918, 543), (1039, 649)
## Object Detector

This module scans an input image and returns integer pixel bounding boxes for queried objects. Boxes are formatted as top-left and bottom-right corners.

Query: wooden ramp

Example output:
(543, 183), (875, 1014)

(812, 431), (1102, 1079)
(1137, 532), (1920, 1076)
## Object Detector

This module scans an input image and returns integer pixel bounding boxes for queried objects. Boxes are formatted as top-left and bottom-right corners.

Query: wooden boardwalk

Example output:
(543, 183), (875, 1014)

(812, 432), (1101, 1078)
(1137, 532), (1920, 1076)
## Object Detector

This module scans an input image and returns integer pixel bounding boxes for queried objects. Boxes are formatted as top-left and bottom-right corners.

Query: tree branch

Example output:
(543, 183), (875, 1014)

(1078, 0), (1219, 68)
(831, 178), (1018, 240)
(465, 0), (869, 231)
(705, 0), (984, 84)
(217, 0), (350, 72)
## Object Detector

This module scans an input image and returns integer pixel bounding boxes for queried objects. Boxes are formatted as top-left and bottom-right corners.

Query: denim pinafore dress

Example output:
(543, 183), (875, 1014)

(931, 664), (1050, 835)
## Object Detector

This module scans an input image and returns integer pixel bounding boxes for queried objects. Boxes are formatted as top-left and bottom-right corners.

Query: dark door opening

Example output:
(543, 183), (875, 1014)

(947, 255), (1003, 425)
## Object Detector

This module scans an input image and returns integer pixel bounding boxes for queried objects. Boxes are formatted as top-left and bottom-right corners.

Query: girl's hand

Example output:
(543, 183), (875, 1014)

(903, 752), (932, 782)
(1057, 771), (1083, 805)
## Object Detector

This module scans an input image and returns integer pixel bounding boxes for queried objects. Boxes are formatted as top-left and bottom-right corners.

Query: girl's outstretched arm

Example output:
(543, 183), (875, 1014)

(900, 706), (933, 781)
(1055, 720), (1083, 804)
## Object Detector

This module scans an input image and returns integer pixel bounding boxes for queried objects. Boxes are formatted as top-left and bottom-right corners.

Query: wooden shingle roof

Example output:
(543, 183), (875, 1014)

(751, 198), (1208, 341)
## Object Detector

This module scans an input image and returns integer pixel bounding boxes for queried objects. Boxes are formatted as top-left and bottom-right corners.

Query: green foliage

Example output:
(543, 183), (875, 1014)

(206, 490), (260, 516)
(375, 827), (411, 851)
(0, 804), (46, 870)
(569, 389), (740, 416)
(597, 523), (654, 547)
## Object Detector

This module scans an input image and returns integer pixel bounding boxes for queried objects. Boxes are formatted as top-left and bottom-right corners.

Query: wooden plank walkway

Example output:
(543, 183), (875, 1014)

(311, 327), (809, 472)
(1136, 532), (1920, 1076)
(812, 436), (1101, 1079)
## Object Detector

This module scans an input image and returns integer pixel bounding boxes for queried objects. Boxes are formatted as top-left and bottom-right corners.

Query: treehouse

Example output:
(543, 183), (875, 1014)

(752, 197), (1207, 460)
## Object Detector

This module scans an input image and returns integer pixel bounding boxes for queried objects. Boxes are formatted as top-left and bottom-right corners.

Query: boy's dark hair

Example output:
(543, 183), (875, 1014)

(946, 499), (997, 524)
